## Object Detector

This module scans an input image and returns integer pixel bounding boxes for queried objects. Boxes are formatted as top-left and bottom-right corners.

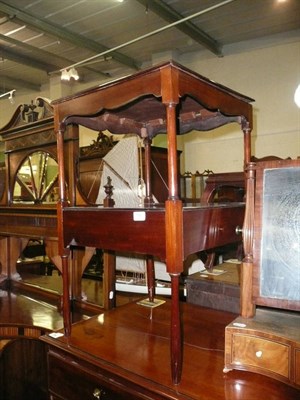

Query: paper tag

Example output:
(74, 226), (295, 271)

(133, 211), (146, 221)
(233, 322), (246, 328)
(137, 298), (166, 308)
(49, 332), (64, 339)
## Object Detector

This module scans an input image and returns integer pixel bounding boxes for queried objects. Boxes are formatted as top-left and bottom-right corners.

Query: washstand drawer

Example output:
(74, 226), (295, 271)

(231, 334), (289, 378)
(48, 353), (133, 400)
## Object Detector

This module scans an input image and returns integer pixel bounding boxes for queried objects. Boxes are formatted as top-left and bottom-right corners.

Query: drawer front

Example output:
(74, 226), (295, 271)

(48, 353), (134, 400)
(295, 349), (300, 385)
(231, 334), (289, 378)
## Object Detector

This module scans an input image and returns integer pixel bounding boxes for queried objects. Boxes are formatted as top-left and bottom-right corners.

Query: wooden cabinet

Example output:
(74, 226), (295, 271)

(0, 98), (60, 289)
(0, 338), (48, 399)
(224, 308), (300, 388)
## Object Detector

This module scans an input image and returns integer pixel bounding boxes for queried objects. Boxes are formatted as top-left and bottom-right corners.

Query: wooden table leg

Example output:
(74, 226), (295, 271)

(103, 250), (116, 310)
(170, 273), (182, 385)
(61, 254), (71, 336)
(146, 256), (155, 302)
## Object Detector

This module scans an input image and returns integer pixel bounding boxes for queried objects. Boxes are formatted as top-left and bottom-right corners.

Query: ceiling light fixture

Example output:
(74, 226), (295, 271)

(69, 67), (79, 80)
(61, 67), (80, 81)
(0, 89), (16, 104)
(61, 69), (69, 80)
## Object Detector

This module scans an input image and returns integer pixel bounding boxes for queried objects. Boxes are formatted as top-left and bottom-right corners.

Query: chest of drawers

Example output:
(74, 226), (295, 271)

(224, 308), (300, 389)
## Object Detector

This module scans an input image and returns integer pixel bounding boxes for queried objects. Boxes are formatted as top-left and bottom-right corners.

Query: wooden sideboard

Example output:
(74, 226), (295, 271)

(0, 98), (101, 311)
(0, 98), (60, 294)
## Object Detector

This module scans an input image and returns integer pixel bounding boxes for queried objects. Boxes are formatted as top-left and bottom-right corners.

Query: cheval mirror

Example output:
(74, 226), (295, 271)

(224, 159), (300, 388)
(225, 158), (300, 389)
(253, 158), (300, 311)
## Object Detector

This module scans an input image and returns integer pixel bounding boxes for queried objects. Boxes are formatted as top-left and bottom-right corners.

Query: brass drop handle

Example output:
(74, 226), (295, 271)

(93, 387), (105, 399)
(235, 225), (243, 235)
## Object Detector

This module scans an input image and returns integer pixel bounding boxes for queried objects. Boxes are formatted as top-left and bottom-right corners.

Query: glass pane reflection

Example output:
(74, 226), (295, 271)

(13, 151), (59, 204)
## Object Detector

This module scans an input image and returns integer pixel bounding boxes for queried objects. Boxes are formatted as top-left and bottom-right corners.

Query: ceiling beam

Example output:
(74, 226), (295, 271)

(136, 0), (222, 56)
(0, 73), (40, 92)
(0, 45), (58, 72)
(0, 2), (140, 71)
(0, 33), (110, 78)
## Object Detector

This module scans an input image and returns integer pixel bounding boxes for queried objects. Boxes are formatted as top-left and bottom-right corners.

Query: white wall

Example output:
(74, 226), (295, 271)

(178, 39), (300, 173)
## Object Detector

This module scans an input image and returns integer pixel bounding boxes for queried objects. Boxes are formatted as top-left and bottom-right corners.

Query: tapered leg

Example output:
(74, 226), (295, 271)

(170, 273), (182, 385)
(103, 250), (116, 310)
(61, 254), (71, 336)
(146, 256), (155, 302)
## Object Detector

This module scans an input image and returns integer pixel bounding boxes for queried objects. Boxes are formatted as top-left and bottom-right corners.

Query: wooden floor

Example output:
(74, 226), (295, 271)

(1, 271), (299, 399)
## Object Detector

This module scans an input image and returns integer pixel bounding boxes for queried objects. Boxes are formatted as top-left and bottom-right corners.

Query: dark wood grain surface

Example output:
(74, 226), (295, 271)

(42, 299), (300, 399)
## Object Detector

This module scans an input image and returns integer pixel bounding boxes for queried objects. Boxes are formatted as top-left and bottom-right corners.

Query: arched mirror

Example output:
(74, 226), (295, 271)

(13, 151), (59, 204)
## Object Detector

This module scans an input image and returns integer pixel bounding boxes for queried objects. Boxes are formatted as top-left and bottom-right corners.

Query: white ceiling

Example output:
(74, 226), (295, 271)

(0, 0), (299, 94)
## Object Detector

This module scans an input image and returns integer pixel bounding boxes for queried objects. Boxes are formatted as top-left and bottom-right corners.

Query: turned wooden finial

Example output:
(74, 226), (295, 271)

(103, 176), (115, 207)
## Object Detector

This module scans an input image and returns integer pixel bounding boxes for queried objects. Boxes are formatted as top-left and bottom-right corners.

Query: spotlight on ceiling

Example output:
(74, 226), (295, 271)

(61, 69), (70, 81)
(69, 67), (79, 80)
(9, 89), (16, 104)
(0, 89), (16, 103)
(61, 68), (80, 81)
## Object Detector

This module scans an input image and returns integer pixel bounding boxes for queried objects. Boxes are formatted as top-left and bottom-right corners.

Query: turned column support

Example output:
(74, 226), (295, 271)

(240, 161), (256, 318)
(164, 98), (184, 384)
(143, 137), (154, 206)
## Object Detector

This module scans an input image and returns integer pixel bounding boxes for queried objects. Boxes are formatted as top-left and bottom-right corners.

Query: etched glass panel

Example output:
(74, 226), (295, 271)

(260, 167), (300, 300)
